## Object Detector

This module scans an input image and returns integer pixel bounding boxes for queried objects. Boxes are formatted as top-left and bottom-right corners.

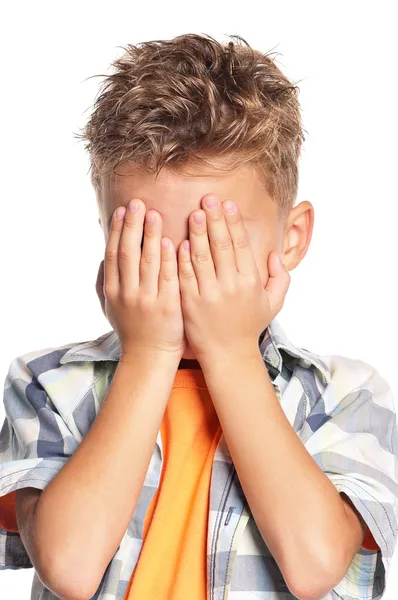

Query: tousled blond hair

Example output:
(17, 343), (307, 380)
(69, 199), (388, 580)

(75, 33), (306, 221)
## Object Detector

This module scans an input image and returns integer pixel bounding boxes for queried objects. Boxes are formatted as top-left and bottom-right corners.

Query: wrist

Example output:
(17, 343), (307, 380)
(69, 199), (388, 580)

(120, 348), (182, 367)
(198, 346), (262, 372)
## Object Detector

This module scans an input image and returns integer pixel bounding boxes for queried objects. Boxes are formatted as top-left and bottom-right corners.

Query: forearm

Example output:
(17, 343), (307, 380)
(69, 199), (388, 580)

(201, 353), (350, 596)
(34, 351), (179, 599)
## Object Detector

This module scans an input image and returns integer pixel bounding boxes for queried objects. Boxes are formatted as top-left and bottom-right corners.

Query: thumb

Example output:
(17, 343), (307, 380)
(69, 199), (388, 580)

(264, 251), (290, 312)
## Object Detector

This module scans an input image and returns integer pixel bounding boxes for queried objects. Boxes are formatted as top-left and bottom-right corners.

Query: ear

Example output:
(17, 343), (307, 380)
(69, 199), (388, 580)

(281, 201), (314, 272)
(95, 260), (107, 320)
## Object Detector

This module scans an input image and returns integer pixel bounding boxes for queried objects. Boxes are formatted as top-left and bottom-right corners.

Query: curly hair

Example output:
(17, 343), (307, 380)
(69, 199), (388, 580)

(75, 33), (306, 221)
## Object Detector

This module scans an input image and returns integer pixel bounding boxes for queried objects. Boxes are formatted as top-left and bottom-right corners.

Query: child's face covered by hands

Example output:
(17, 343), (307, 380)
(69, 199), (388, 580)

(96, 160), (311, 360)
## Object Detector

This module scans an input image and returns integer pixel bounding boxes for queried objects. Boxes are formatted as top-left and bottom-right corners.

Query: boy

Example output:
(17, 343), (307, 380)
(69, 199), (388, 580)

(0, 33), (397, 600)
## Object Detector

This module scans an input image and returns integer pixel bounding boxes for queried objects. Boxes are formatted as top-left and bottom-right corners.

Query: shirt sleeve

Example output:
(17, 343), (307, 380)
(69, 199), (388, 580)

(304, 358), (398, 599)
(0, 354), (78, 569)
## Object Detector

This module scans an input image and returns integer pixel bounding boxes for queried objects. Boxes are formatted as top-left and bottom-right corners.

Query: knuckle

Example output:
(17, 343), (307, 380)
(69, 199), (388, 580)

(104, 249), (117, 263)
(233, 235), (249, 250)
(160, 270), (176, 283)
(180, 268), (196, 281)
(140, 252), (155, 266)
(246, 276), (258, 290)
(103, 284), (116, 299)
(206, 292), (221, 305)
(144, 228), (158, 240)
(118, 246), (130, 262)
(109, 220), (122, 232)
(137, 295), (155, 314)
(119, 288), (134, 305)
(122, 218), (138, 230)
(212, 235), (232, 251)
(192, 250), (211, 263)
(224, 283), (236, 295)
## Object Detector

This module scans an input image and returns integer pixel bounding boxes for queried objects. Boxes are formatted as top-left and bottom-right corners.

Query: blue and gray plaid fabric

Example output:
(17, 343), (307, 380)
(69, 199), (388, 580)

(1, 319), (397, 599)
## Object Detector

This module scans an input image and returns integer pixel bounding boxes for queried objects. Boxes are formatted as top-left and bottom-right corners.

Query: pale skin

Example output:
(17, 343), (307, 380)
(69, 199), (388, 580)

(94, 160), (372, 600)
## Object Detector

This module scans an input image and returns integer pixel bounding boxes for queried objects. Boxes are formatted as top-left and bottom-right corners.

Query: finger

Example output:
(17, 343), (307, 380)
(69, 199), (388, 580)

(158, 237), (179, 298)
(201, 194), (236, 281)
(118, 199), (146, 294)
(104, 206), (127, 297)
(139, 209), (162, 296)
(188, 208), (216, 294)
(178, 240), (199, 297)
(221, 200), (257, 276)
(264, 251), (291, 312)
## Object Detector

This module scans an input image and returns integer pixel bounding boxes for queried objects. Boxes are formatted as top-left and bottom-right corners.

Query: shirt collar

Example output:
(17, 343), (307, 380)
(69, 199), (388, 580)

(258, 319), (331, 385)
(59, 319), (331, 385)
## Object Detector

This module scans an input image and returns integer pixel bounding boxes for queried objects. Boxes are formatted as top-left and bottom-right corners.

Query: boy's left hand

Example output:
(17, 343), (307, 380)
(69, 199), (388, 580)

(178, 194), (291, 363)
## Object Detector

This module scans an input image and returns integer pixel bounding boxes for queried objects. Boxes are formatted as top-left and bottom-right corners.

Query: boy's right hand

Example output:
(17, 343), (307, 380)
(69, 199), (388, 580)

(96, 199), (186, 361)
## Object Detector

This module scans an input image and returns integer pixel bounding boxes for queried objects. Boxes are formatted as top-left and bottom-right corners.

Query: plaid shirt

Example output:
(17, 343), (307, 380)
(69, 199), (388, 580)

(1, 319), (397, 600)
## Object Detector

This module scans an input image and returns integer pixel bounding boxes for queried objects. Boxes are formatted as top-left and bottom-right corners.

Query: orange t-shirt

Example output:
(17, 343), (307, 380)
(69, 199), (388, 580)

(123, 367), (222, 600)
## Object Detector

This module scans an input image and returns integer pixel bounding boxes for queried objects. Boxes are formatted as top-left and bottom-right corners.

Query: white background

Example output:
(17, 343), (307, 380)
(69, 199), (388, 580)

(0, 0), (397, 597)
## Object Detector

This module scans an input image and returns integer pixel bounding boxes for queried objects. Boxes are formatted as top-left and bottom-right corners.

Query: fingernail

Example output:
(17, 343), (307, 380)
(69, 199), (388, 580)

(194, 211), (205, 224)
(115, 207), (126, 220)
(129, 200), (140, 213)
(205, 195), (218, 208)
(223, 201), (235, 214)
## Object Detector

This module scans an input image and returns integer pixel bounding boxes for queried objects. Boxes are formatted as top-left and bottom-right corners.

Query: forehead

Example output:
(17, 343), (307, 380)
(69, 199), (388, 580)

(98, 161), (276, 228)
